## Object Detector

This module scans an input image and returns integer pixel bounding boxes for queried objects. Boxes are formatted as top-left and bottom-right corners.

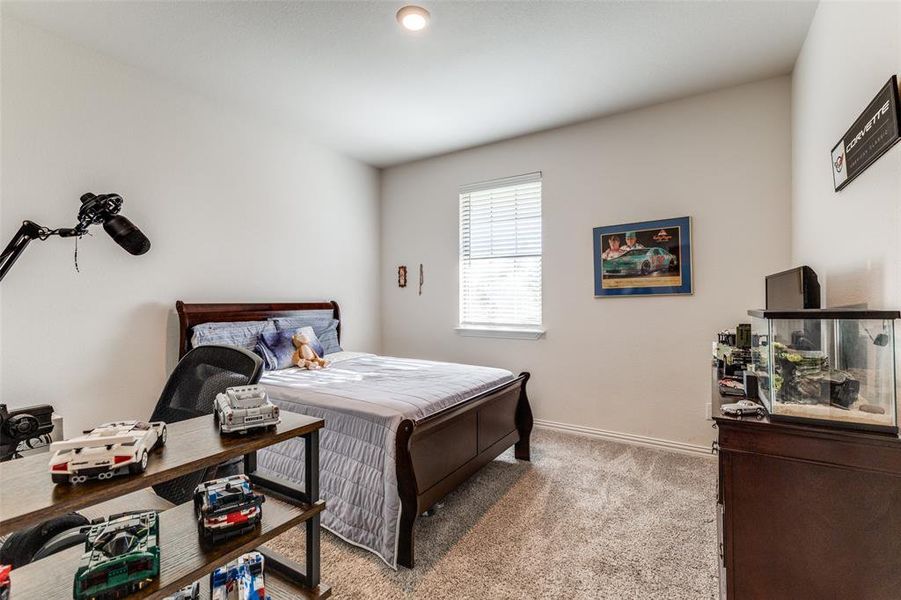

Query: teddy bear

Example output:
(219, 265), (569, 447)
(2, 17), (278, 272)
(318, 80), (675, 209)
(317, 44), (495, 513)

(292, 332), (329, 369)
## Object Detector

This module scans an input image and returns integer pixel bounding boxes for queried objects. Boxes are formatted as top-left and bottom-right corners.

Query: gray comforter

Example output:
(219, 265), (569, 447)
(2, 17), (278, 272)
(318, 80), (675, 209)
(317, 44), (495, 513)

(256, 352), (514, 568)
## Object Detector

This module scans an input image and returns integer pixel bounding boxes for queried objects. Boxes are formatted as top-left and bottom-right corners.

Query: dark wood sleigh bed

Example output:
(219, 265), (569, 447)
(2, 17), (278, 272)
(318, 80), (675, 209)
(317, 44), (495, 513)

(175, 300), (533, 568)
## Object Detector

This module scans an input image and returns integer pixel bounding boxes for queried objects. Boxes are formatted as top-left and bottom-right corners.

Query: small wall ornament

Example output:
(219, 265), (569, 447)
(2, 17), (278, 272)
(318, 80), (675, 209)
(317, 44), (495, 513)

(419, 264), (424, 296)
(398, 265), (407, 288)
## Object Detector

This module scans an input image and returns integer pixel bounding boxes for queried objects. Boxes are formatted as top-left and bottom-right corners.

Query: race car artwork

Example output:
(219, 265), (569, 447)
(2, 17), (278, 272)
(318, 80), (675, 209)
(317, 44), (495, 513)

(49, 421), (167, 484)
(602, 247), (678, 277)
(593, 216), (693, 297)
(73, 511), (160, 600)
(194, 475), (265, 543)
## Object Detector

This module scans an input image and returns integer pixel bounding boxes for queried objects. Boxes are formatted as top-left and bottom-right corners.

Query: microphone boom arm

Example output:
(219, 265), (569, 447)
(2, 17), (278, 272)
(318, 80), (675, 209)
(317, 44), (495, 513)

(0, 220), (82, 283)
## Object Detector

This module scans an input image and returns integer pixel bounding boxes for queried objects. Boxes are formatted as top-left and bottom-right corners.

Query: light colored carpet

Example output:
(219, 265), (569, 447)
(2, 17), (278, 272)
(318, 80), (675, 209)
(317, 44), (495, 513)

(267, 428), (718, 599)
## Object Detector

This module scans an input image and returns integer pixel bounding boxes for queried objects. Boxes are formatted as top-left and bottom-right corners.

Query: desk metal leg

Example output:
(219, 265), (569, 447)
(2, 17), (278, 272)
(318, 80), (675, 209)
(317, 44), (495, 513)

(245, 429), (322, 591)
(305, 429), (320, 587)
(243, 450), (257, 475)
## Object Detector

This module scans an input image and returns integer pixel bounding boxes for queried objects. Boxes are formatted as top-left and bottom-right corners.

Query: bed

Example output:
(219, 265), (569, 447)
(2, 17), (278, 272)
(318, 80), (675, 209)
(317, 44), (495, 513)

(175, 301), (533, 569)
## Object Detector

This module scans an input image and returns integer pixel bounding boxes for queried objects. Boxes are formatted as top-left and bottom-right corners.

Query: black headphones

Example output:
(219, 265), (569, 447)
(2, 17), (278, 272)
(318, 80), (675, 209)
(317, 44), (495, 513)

(0, 404), (55, 461)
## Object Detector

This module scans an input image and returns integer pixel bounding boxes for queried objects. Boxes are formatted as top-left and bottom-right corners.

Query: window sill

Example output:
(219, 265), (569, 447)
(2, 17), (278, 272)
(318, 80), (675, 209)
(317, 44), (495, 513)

(455, 326), (546, 340)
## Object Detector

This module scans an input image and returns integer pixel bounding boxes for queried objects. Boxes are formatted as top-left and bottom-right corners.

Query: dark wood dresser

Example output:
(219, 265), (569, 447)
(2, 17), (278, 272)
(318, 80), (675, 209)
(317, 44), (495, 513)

(713, 385), (901, 599)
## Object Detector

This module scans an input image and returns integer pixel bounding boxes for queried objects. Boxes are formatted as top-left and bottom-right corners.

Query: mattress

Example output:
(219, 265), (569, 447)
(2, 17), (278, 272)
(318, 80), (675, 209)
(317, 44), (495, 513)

(255, 352), (514, 568)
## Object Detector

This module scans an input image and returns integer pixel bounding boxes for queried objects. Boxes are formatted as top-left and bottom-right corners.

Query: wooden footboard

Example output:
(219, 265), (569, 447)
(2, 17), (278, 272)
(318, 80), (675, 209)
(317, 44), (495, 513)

(394, 372), (532, 568)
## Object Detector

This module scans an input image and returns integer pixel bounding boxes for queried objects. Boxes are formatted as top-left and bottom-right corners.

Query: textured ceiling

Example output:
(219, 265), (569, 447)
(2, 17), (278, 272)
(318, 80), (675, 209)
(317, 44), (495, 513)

(4, 1), (817, 167)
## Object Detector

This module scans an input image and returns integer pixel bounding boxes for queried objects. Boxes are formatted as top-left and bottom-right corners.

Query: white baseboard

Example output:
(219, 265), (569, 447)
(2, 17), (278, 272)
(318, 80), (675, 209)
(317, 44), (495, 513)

(534, 419), (713, 457)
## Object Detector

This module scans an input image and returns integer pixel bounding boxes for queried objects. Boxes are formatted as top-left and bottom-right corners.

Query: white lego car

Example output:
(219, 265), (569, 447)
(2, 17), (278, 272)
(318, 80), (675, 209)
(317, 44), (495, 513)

(49, 420), (167, 484)
(214, 386), (280, 434)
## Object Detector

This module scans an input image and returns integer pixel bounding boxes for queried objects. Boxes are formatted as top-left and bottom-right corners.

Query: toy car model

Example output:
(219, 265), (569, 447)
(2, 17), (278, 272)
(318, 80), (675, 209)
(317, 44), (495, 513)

(194, 475), (265, 543)
(211, 552), (268, 600)
(602, 247), (678, 276)
(718, 377), (746, 397)
(49, 420), (167, 484)
(235, 552), (267, 600)
(720, 399), (767, 419)
(215, 386), (280, 434)
(0, 564), (10, 600)
(73, 511), (160, 600)
(164, 581), (200, 600)
(210, 559), (240, 600)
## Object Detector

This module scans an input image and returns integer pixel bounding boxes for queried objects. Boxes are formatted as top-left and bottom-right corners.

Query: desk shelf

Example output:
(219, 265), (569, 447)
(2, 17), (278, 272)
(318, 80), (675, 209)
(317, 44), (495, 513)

(0, 413), (329, 599)
(0, 413), (321, 535)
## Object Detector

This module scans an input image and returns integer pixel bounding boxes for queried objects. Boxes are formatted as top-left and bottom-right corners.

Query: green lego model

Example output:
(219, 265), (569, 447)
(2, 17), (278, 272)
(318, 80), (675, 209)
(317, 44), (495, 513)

(73, 511), (160, 600)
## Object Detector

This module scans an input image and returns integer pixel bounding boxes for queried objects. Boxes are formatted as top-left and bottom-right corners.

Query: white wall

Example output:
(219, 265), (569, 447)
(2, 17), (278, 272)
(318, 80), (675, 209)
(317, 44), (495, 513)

(792, 1), (901, 309)
(381, 77), (793, 448)
(0, 18), (381, 435)
(0, 6), (5, 398)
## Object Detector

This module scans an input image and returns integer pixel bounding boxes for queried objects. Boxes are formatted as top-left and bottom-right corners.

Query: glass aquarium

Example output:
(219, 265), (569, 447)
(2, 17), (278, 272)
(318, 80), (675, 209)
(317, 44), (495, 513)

(749, 309), (899, 434)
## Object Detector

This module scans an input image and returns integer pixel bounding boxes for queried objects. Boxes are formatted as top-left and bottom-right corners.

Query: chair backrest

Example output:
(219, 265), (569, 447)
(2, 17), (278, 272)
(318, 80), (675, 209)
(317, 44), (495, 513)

(150, 345), (263, 504)
(150, 345), (263, 424)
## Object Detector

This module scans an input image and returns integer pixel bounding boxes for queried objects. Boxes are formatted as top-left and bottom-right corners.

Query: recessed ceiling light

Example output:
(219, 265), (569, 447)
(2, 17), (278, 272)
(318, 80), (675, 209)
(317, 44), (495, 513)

(396, 5), (430, 32)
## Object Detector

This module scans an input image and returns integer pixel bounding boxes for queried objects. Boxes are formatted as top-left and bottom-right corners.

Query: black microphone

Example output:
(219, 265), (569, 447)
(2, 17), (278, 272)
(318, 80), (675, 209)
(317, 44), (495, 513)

(77, 193), (151, 255)
(103, 214), (151, 255)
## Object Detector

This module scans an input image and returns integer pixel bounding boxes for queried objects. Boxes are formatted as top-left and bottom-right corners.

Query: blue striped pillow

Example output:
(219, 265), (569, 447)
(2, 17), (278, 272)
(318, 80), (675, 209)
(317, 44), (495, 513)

(191, 320), (276, 351)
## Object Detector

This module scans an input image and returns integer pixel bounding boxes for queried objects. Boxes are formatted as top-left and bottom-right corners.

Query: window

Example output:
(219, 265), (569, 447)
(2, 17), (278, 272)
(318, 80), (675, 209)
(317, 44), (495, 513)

(458, 172), (542, 337)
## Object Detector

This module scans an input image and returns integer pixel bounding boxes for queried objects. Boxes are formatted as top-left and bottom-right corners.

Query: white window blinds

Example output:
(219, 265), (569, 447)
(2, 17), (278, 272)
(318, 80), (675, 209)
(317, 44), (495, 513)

(459, 172), (542, 328)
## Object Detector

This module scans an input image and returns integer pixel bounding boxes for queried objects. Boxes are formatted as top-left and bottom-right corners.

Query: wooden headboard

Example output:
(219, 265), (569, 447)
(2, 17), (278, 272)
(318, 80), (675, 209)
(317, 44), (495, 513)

(175, 301), (340, 358)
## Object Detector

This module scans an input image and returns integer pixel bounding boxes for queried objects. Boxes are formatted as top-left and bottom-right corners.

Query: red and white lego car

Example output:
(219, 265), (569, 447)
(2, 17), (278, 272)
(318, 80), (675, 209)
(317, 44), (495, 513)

(194, 475), (265, 543)
(48, 421), (167, 484)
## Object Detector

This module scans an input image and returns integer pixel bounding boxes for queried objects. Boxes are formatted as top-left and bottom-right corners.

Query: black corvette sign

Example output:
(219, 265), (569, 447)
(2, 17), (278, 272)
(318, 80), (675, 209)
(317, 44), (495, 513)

(831, 76), (901, 191)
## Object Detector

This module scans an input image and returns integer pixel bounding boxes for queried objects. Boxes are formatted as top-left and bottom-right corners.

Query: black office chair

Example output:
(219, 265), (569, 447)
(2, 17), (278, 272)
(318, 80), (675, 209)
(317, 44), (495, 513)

(150, 344), (263, 504)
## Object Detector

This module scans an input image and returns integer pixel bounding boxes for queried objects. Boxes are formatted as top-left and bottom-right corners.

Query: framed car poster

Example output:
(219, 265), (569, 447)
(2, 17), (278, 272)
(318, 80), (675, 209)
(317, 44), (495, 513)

(593, 216), (693, 297)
